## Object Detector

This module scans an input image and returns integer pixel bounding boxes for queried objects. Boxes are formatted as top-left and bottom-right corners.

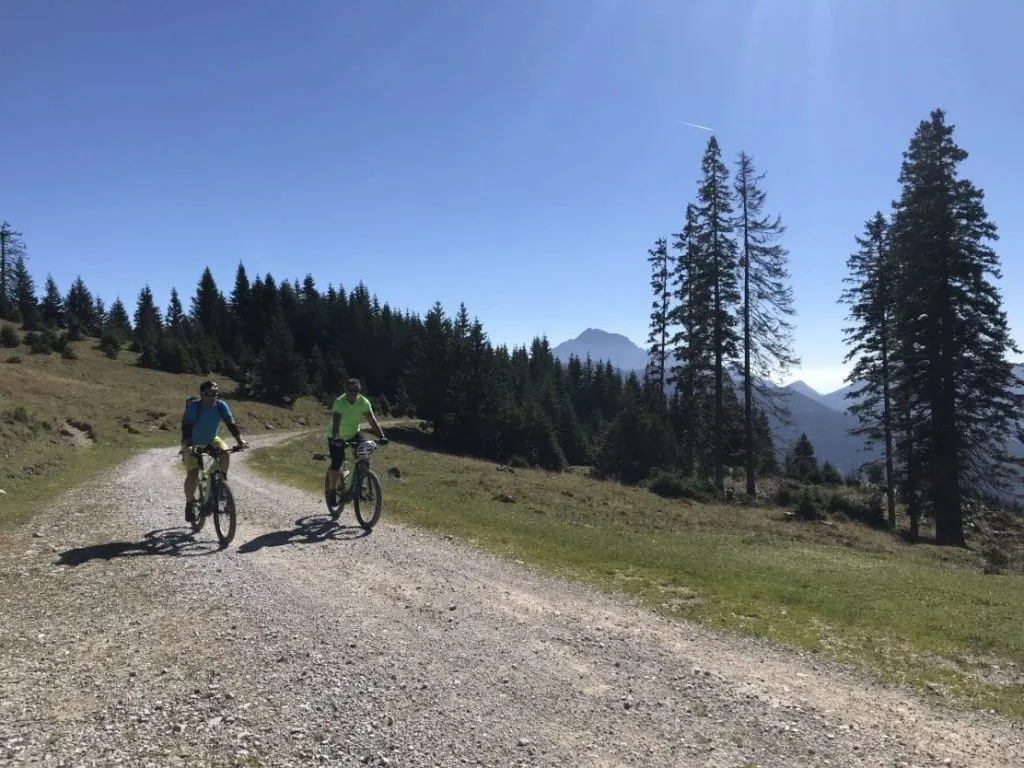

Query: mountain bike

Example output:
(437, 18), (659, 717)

(185, 443), (247, 547)
(323, 436), (389, 530)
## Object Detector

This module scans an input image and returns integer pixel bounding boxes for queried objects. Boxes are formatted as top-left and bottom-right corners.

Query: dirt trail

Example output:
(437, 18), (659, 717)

(1, 434), (1021, 767)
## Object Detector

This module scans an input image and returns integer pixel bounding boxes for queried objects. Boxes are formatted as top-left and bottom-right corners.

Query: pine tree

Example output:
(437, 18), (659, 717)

(191, 267), (222, 339)
(252, 316), (307, 405)
(133, 285), (163, 353)
(9, 255), (39, 329)
(106, 297), (133, 340)
(166, 287), (187, 332)
(40, 275), (65, 328)
(65, 276), (99, 336)
(644, 237), (672, 401)
(733, 151), (798, 497)
(888, 108), (1024, 546)
(692, 136), (740, 490)
(0, 221), (26, 319)
(785, 433), (821, 484)
(668, 203), (708, 477)
(840, 212), (898, 526)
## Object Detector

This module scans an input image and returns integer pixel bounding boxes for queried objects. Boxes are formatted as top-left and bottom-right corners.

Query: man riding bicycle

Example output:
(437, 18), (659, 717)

(326, 378), (386, 505)
(180, 380), (248, 523)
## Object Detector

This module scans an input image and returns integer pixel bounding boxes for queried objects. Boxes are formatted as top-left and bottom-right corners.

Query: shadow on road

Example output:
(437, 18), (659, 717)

(236, 515), (369, 554)
(55, 527), (222, 566)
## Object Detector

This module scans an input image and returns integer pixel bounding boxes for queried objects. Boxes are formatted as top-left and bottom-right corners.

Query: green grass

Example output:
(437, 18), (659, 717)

(248, 428), (1024, 719)
(0, 321), (323, 527)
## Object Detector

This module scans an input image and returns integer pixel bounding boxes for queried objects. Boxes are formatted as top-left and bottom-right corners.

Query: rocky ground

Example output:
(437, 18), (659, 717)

(1, 435), (1021, 767)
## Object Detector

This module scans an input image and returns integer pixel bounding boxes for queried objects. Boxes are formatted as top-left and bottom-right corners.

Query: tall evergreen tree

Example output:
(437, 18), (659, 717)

(106, 297), (133, 340)
(166, 287), (186, 331)
(692, 136), (740, 490)
(668, 203), (708, 477)
(9, 255), (39, 329)
(0, 221), (26, 319)
(40, 274), (65, 328)
(888, 108), (1024, 546)
(133, 285), (163, 353)
(644, 237), (672, 402)
(840, 212), (898, 526)
(65, 276), (99, 336)
(733, 151), (798, 497)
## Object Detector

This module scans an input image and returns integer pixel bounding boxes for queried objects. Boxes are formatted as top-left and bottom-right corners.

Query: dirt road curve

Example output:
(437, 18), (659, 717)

(1, 435), (1021, 767)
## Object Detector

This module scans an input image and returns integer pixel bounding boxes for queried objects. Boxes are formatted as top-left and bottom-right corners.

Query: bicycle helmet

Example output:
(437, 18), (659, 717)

(199, 380), (219, 395)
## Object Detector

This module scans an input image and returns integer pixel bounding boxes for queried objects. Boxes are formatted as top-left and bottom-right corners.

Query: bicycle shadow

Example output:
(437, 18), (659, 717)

(236, 515), (369, 554)
(55, 527), (222, 566)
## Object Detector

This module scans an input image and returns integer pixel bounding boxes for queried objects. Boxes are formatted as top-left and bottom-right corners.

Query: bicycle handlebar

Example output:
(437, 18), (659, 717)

(330, 436), (390, 447)
(184, 443), (248, 457)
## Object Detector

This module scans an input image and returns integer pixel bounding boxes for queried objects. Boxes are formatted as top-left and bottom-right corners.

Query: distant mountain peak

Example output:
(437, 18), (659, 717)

(574, 328), (637, 345)
(552, 328), (649, 372)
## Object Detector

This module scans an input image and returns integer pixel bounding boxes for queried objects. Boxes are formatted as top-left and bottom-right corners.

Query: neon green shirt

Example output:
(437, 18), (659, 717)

(327, 393), (373, 439)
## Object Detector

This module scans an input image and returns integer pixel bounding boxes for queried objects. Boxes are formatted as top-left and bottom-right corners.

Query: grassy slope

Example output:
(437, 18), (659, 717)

(248, 428), (1024, 720)
(0, 321), (322, 526)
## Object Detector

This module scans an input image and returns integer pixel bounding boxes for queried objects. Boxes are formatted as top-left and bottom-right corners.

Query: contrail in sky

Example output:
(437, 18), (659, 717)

(677, 120), (715, 132)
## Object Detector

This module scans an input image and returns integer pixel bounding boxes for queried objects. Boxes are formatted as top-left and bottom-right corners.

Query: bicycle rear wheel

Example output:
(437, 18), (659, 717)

(353, 470), (382, 531)
(213, 480), (237, 547)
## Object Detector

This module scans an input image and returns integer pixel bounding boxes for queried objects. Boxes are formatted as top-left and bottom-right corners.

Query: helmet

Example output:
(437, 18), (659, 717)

(355, 440), (377, 459)
(199, 380), (219, 395)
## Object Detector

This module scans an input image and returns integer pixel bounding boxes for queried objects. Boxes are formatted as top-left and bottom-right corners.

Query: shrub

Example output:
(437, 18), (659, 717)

(793, 488), (824, 521)
(0, 325), (20, 348)
(821, 461), (843, 485)
(97, 330), (122, 359)
(644, 469), (715, 502)
(5, 355), (21, 364)
(25, 331), (52, 354)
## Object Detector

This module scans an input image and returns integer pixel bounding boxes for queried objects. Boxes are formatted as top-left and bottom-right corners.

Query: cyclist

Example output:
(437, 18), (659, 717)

(326, 377), (386, 504)
(180, 380), (248, 523)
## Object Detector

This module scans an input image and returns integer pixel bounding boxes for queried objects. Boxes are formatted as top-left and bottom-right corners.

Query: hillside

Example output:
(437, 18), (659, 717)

(0, 320), (323, 524)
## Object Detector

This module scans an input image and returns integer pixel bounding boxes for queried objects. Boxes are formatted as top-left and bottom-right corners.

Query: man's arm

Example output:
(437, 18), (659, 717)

(365, 410), (385, 440)
(180, 402), (195, 446)
(331, 412), (342, 440)
(219, 400), (246, 447)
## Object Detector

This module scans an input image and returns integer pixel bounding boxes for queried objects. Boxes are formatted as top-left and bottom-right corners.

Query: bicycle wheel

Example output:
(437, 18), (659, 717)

(353, 470), (382, 531)
(213, 480), (237, 547)
(324, 468), (343, 520)
(190, 473), (208, 534)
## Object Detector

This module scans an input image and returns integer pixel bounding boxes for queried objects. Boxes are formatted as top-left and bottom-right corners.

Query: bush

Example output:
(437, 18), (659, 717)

(25, 330), (52, 354)
(821, 461), (843, 485)
(61, 346), (78, 360)
(771, 482), (800, 508)
(5, 355), (21, 364)
(794, 488), (824, 521)
(644, 469), (715, 501)
(97, 330), (122, 359)
(0, 325), (20, 348)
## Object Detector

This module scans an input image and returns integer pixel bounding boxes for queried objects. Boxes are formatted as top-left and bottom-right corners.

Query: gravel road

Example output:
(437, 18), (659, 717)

(2, 435), (1022, 767)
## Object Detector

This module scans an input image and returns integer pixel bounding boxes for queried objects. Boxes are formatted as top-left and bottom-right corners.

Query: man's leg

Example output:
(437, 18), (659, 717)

(327, 439), (344, 496)
(212, 437), (231, 477)
(184, 468), (199, 521)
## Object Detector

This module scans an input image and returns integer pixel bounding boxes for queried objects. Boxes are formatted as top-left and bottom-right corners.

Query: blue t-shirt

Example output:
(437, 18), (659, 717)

(184, 398), (233, 445)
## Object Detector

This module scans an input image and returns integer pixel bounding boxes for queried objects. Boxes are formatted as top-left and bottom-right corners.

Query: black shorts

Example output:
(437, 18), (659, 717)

(327, 433), (369, 471)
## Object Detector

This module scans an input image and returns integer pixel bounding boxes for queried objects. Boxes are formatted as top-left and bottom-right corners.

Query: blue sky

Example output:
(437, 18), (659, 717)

(3, 0), (1023, 394)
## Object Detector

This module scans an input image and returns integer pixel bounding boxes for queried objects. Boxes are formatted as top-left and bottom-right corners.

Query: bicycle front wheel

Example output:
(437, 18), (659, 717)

(214, 481), (237, 547)
(324, 468), (343, 520)
(353, 470), (382, 531)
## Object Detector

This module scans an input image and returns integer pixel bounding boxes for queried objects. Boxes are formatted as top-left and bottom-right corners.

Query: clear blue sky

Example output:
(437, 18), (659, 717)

(3, 0), (1023, 394)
